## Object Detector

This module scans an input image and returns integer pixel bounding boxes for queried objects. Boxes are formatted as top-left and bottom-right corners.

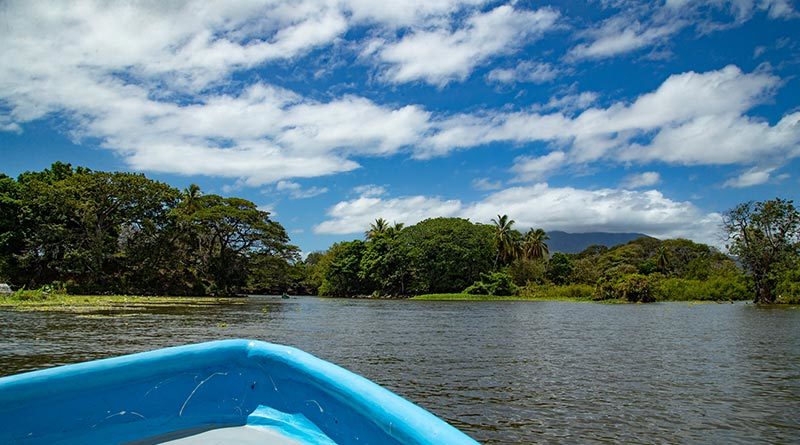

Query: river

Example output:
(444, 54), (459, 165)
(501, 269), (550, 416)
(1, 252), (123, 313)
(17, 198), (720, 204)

(1, 297), (798, 444)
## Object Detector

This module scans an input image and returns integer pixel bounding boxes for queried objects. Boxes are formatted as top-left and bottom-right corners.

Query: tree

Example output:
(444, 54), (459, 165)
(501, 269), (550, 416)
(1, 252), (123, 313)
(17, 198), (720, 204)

(319, 240), (368, 297)
(546, 252), (574, 285)
(174, 194), (297, 296)
(491, 214), (518, 267)
(723, 199), (800, 303)
(365, 218), (389, 239)
(656, 246), (670, 274)
(0, 174), (22, 282)
(4, 163), (299, 296)
(401, 218), (495, 294)
(522, 228), (549, 260)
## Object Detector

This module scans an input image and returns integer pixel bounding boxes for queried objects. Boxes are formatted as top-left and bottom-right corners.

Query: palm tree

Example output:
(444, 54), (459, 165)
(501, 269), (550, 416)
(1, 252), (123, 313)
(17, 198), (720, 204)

(491, 214), (518, 267)
(656, 246), (670, 274)
(523, 228), (549, 260)
(366, 218), (389, 239)
(182, 184), (202, 213)
(386, 222), (405, 238)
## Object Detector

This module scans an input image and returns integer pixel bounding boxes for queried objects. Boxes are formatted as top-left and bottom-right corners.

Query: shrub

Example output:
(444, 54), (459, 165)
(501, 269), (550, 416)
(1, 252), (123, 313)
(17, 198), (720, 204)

(615, 274), (659, 302)
(464, 271), (518, 296)
(657, 274), (750, 301)
(593, 274), (659, 302)
(521, 283), (594, 300)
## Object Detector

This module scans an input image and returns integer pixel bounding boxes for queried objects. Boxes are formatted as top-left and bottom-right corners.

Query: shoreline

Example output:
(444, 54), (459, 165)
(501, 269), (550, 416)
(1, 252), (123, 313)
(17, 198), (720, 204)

(0, 294), (246, 312)
(408, 293), (755, 303)
(0, 293), (771, 312)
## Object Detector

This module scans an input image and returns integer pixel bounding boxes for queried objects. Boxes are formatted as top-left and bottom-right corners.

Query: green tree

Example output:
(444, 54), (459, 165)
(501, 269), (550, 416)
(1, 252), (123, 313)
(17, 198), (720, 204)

(656, 246), (670, 274)
(319, 240), (368, 296)
(174, 193), (296, 295)
(365, 218), (389, 239)
(491, 214), (519, 267)
(522, 228), (549, 260)
(0, 174), (22, 282)
(724, 198), (800, 303)
(401, 218), (495, 294)
(546, 252), (573, 285)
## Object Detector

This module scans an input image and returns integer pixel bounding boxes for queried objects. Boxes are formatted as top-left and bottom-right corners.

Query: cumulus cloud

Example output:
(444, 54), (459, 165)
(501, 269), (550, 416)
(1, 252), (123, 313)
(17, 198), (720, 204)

(315, 183), (723, 245)
(569, 0), (798, 61)
(420, 65), (800, 176)
(0, 2), (434, 185)
(369, 5), (559, 86)
(472, 178), (503, 191)
(0, 0), (493, 185)
(2, 2), (797, 189)
(275, 180), (329, 198)
(487, 61), (562, 84)
(722, 166), (776, 188)
(534, 92), (599, 114)
(569, 18), (679, 60)
(621, 171), (661, 188)
(314, 195), (463, 234)
(511, 151), (567, 182)
(352, 184), (387, 197)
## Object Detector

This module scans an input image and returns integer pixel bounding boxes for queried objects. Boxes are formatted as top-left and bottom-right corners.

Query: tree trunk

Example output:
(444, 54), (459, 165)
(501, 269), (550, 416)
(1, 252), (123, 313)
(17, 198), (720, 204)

(755, 282), (774, 304)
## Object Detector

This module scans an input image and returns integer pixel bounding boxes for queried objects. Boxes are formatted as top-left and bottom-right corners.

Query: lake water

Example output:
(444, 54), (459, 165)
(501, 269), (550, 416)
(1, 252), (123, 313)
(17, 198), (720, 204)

(1, 297), (799, 444)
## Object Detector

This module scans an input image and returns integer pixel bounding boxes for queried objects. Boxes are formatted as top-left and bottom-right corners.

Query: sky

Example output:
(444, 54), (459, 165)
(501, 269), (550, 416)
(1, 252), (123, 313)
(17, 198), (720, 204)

(1, 0), (799, 253)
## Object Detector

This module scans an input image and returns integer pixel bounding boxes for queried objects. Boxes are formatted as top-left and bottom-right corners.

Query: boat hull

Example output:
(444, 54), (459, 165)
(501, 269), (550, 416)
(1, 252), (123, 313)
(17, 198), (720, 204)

(0, 339), (478, 444)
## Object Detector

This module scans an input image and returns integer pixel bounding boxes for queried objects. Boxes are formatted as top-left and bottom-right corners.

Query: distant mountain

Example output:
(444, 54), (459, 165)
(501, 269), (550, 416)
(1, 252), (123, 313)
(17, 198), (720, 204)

(547, 231), (653, 254)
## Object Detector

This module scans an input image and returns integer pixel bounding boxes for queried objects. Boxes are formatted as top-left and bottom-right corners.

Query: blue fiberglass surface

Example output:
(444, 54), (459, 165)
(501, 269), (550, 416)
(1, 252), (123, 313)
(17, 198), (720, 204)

(0, 339), (479, 444)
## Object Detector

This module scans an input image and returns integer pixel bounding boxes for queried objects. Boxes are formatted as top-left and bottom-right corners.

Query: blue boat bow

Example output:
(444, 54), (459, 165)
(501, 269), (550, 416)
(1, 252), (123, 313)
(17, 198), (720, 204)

(0, 339), (479, 444)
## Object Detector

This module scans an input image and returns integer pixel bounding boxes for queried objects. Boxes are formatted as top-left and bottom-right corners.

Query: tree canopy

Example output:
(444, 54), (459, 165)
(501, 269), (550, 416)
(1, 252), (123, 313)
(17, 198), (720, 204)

(724, 198), (800, 303)
(0, 163), (299, 296)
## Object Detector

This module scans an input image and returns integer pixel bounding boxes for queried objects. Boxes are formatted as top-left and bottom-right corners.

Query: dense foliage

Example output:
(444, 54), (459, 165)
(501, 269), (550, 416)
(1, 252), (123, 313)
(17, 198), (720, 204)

(0, 163), (299, 296)
(304, 211), (795, 302)
(2, 167), (797, 304)
(723, 198), (800, 303)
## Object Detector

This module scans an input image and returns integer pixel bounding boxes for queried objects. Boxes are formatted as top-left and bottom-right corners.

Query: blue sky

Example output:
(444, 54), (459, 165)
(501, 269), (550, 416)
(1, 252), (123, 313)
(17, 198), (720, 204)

(1, 0), (799, 253)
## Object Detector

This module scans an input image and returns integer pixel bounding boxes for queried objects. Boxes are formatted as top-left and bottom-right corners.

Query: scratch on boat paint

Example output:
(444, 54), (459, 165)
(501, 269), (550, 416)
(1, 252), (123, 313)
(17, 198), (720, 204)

(305, 399), (324, 413)
(91, 411), (146, 428)
(179, 372), (228, 416)
(268, 375), (278, 392)
(144, 375), (183, 397)
(254, 362), (280, 392)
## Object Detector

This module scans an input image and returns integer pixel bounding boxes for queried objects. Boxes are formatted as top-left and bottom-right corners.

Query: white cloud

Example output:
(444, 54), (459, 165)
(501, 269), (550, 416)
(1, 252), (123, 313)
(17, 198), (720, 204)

(275, 180), (329, 198)
(759, 0), (799, 19)
(472, 178), (503, 191)
(511, 151), (567, 182)
(569, 18), (679, 60)
(535, 92), (599, 113)
(487, 61), (561, 84)
(1, 2), (797, 190)
(370, 6), (559, 86)
(353, 184), (388, 197)
(315, 183), (723, 245)
(621, 171), (661, 188)
(314, 195), (463, 234)
(569, 0), (798, 61)
(0, 0), (481, 185)
(722, 166), (776, 188)
(419, 65), (800, 175)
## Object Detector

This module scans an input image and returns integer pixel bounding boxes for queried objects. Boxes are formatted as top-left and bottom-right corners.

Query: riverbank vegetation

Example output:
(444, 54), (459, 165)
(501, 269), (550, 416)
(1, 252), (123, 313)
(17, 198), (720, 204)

(2, 164), (798, 304)
(0, 286), (242, 312)
(304, 201), (799, 303)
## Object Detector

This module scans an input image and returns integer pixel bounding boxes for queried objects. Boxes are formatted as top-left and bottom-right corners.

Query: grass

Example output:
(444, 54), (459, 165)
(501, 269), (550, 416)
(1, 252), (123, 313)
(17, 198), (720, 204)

(0, 291), (244, 312)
